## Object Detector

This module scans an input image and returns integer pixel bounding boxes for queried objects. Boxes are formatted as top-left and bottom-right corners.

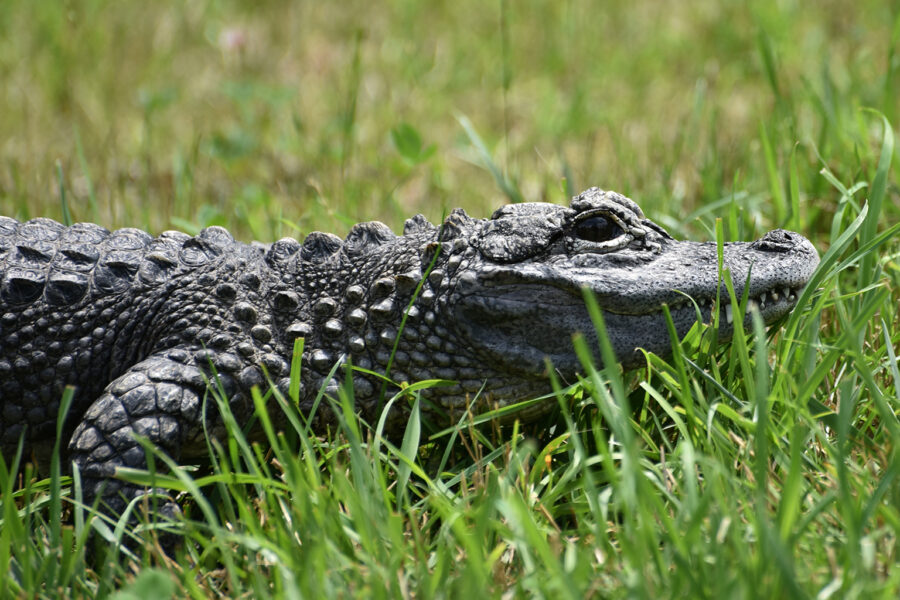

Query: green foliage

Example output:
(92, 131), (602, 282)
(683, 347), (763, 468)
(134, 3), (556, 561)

(0, 0), (898, 597)
(109, 570), (177, 600)
(390, 123), (436, 166)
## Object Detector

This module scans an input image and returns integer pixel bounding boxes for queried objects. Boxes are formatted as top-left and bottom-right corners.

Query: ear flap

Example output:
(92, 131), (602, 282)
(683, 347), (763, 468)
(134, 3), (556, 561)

(477, 214), (563, 262)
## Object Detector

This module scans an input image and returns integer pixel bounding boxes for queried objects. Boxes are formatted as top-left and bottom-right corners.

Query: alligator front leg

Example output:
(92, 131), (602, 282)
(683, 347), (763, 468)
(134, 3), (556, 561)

(67, 352), (217, 520)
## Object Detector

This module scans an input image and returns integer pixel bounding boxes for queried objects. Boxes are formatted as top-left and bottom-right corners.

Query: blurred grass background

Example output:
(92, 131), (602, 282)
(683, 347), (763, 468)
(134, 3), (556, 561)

(1, 0), (896, 241)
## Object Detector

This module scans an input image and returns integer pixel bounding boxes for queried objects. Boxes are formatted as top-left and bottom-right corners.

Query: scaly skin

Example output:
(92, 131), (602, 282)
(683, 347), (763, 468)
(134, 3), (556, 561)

(0, 188), (819, 512)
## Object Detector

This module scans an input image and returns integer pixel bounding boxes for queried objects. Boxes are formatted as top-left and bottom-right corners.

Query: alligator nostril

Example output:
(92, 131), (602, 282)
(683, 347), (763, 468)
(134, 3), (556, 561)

(752, 229), (799, 252)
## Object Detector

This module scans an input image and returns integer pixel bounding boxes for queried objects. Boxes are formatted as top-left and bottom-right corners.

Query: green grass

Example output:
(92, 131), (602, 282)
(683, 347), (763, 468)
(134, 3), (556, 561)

(1, 0), (899, 597)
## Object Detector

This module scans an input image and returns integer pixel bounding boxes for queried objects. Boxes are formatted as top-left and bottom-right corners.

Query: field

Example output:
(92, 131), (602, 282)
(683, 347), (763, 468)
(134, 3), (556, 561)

(1, 0), (899, 597)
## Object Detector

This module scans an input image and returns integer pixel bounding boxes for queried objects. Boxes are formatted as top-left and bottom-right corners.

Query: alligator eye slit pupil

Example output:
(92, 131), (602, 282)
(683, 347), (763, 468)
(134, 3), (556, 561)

(575, 215), (622, 243)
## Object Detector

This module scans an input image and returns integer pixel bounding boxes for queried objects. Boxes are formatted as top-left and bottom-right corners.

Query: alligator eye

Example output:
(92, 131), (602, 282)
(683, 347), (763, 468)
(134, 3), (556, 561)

(574, 215), (624, 243)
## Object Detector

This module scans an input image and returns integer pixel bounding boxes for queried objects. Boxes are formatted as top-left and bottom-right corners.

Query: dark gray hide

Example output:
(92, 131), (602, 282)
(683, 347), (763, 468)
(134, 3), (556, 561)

(0, 188), (819, 513)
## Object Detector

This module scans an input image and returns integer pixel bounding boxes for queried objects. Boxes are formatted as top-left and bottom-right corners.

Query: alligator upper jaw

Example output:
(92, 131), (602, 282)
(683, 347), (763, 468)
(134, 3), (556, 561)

(450, 231), (818, 374)
(465, 231), (819, 322)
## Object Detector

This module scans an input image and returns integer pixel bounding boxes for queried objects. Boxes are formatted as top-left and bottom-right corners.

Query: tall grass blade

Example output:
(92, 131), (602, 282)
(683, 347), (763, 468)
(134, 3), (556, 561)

(858, 112), (893, 291)
(457, 114), (524, 204)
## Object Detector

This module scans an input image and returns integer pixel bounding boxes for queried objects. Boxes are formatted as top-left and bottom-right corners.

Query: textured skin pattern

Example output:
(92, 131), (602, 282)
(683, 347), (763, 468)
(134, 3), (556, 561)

(0, 188), (819, 512)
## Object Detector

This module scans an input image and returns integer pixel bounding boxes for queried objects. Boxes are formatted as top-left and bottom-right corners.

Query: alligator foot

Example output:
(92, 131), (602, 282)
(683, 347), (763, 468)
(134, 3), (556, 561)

(68, 351), (218, 549)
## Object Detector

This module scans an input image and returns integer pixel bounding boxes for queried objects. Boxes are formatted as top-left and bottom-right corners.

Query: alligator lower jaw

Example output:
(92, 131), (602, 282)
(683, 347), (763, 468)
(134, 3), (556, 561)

(453, 281), (806, 375)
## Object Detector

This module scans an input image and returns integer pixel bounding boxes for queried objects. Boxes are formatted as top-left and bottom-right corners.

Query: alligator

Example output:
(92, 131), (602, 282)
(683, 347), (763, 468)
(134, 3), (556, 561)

(0, 188), (819, 513)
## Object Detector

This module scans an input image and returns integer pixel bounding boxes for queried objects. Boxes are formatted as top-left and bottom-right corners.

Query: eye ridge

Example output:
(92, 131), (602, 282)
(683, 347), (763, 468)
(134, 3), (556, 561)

(574, 215), (624, 243)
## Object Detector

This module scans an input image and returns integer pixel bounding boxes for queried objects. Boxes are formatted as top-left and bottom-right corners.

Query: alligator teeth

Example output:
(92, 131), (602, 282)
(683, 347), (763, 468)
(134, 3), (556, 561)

(771, 290), (779, 302)
(748, 300), (759, 312)
(782, 287), (790, 299)
(725, 304), (733, 324)
(760, 292), (767, 304)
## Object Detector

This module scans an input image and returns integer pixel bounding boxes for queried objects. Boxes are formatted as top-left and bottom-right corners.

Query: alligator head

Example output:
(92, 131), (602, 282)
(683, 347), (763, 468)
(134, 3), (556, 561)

(432, 188), (819, 387)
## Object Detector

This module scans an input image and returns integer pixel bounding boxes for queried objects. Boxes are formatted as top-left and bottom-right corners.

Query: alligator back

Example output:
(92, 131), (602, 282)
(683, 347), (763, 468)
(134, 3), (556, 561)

(0, 216), (241, 460)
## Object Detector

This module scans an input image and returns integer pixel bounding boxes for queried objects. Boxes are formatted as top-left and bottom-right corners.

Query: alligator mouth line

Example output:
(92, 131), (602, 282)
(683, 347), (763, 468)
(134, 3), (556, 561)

(636, 284), (804, 324)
